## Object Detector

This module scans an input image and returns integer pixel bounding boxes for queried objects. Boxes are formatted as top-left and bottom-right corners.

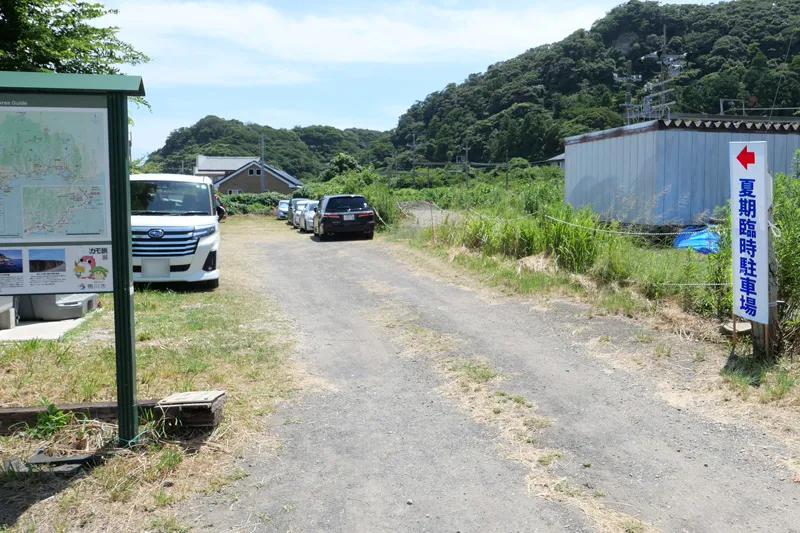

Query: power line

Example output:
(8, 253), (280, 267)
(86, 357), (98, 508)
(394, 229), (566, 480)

(769, 29), (797, 122)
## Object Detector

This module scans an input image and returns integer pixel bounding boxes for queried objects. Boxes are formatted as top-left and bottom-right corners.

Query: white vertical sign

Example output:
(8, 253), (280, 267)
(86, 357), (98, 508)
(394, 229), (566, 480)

(730, 141), (769, 324)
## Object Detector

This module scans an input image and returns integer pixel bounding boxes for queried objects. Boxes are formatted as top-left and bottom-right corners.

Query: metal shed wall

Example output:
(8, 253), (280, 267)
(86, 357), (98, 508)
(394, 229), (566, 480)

(566, 122), (800, 225)
(565, 123), (659, 224)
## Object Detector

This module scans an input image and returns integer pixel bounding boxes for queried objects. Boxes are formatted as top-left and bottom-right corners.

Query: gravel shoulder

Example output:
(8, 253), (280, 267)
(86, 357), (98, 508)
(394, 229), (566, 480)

(185, 220), (800, 532)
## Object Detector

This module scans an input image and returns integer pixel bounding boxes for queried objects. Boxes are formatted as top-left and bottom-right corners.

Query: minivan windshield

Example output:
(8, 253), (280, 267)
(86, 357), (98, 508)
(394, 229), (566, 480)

(327, 197), (369, 212)
(131, 181), (214, 216)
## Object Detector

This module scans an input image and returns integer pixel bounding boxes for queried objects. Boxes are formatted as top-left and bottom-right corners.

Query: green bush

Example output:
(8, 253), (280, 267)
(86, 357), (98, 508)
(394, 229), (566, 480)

(219, 192), (287, 216)
(774, 165), (800, 354)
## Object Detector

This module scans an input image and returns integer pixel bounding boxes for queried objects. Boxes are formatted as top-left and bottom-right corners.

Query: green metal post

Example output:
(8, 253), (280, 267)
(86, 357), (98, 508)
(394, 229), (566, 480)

(107, 93), (137, 444)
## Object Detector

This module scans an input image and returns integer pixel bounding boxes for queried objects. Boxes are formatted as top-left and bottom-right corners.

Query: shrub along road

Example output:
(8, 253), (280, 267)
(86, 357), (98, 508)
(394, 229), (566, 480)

(188, 219), (800, 532)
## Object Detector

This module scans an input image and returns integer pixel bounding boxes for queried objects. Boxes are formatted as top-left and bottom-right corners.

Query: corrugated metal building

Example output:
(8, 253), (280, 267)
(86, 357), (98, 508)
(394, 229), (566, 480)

(564, 119), (800, 225)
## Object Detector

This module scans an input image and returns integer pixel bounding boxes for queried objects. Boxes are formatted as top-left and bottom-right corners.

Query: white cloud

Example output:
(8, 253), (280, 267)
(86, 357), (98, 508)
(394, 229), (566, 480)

(108, 1), (611, 67)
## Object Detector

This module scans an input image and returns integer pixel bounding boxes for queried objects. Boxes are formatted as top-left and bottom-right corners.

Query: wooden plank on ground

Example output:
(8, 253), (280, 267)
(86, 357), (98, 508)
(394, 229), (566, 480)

(0, 391), (226, 435)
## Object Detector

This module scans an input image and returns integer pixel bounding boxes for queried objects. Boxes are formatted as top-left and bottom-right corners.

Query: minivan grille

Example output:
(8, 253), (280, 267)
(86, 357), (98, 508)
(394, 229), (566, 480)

(132, 227), (198, 257)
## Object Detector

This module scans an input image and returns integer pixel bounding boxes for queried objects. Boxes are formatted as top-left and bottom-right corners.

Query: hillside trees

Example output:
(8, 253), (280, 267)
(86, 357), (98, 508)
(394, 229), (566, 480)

(0, 0), (148, 73)
(393, 0), (800, 164)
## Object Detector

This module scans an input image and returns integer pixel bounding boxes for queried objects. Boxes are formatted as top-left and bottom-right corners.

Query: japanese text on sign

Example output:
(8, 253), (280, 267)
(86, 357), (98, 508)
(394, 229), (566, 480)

(730, 142), (769, 324)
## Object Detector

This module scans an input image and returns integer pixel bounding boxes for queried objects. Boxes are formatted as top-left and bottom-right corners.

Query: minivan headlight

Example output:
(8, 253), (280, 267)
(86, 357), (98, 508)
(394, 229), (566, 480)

(193, 224), (217, 238)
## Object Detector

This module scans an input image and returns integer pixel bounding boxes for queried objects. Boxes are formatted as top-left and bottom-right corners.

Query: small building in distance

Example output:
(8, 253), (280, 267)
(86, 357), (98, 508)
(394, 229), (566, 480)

(193, 155), (303, 195)
(564, 118), (800, 225)
(545, 152), (565, 170)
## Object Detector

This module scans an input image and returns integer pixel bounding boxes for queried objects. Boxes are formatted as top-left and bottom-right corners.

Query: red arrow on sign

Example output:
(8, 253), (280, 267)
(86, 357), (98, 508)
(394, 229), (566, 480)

(737, 146), (755, 170)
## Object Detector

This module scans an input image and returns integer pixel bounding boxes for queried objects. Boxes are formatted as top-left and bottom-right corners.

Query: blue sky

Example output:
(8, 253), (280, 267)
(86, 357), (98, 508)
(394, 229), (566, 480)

(106, 0), (712, 158)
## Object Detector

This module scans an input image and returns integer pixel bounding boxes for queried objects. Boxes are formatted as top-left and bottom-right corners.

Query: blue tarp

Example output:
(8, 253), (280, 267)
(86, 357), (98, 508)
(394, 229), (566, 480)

(673, 226), (720, 254)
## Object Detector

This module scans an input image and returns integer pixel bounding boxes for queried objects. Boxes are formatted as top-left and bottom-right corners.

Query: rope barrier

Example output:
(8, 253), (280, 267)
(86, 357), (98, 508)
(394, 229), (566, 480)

(624, 281), (732, 287)
(373, 207), (389, 227)
(542, 213), (722, 236)
(467, 208), (723, 237)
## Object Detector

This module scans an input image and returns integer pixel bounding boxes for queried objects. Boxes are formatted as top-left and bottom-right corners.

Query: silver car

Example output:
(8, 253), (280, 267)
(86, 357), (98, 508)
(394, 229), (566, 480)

(276, 199), (290, 220)
(292, 200), (309, 228)
(299, 201), (319, 233)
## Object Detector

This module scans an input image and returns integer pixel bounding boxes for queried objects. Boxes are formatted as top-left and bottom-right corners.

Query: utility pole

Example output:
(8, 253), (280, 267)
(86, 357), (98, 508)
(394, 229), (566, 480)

(390, 149), (398, 187)
(661, 24), (667, 109)
(407, 133), (418, 189)
(260, 132), (265, 193)
(614, 61), (642, 125)
(427, 165), (431, 189)
(462, 143), (471, 189)
(505, 150), (510, 191)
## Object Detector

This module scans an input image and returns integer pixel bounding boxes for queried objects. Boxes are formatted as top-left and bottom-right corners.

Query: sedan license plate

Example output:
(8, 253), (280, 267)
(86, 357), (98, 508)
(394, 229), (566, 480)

(343, 214), (355, 221)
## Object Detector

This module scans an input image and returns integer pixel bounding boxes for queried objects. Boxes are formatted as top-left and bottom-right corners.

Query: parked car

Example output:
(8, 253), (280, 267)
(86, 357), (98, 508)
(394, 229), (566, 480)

(130, 174), (223, 289)
(299, 201), (319, 232)
(292, 200), (309, 227)
(276, 199), (289, 220)
(313, 194), (375, 240)
(287, 198), (310, 225)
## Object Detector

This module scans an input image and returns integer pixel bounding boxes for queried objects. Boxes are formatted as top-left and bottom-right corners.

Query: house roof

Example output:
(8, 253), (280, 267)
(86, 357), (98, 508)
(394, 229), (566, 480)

(263, 163), (304, 187)
(215, 161), (304, 189)
(195, 155), (259, 172)
(547, 153), (566, 161)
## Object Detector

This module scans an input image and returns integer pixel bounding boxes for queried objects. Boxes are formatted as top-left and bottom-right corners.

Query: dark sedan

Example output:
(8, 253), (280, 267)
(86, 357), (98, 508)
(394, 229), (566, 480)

(313, 195), (375, 241)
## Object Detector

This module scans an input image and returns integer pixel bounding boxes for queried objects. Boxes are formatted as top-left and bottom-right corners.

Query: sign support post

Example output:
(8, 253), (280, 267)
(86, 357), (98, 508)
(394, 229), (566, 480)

(108, 92), (137, 443)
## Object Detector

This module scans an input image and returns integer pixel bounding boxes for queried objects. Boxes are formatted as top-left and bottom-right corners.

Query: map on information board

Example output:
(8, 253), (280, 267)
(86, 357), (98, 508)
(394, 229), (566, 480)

(0, 107), (110, 244)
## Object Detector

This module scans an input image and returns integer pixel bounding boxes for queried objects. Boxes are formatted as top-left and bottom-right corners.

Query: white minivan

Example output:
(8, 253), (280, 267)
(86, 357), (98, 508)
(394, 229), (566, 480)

(130, 174), (223, 289)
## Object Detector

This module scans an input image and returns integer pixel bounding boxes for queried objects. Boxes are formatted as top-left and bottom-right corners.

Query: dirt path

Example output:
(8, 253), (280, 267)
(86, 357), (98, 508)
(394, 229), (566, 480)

(186, 220), (800, 532)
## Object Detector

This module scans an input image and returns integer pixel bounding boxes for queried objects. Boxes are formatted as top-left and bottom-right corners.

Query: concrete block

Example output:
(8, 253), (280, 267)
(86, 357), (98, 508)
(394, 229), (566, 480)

(0, 308), (15, 330)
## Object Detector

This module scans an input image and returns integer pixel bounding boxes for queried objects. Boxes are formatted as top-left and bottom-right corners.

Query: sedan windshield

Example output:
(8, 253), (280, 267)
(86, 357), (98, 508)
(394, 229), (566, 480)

(327, 197), (369, 212)
(278, 201), (289, 208)
(131, 181), (213, 215)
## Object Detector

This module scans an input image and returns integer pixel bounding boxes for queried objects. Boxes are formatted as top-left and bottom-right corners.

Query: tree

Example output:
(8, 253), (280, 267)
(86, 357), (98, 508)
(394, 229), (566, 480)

(0, 0), (148, 74)
(320, 153), (362, 182)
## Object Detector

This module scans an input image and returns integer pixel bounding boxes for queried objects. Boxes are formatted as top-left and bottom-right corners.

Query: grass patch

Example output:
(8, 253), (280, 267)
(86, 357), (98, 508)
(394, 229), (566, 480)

(149, 516), (190, 533)
(0, 219), (295, 531)
(655, 344), (672, 358)
(621, 519), (647, 533)
(449, 359), (498, 384)
(523, 415), (552, 430)
(553, 478), (582, 496)
(538, 450), (564, 466)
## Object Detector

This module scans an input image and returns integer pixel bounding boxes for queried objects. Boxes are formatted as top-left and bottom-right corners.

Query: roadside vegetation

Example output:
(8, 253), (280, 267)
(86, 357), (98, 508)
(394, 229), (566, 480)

(0, 220), (295, 531)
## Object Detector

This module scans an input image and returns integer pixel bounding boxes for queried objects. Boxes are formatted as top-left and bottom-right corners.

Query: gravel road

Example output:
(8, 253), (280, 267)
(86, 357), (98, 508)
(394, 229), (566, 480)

(187, 222), (800, 532)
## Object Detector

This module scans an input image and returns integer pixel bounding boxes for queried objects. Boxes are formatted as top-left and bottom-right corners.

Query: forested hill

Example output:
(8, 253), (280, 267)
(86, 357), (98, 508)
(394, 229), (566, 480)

(146, 0), (799, 177)
(393, 0), (800, 164)
(144, 116), (383, 180)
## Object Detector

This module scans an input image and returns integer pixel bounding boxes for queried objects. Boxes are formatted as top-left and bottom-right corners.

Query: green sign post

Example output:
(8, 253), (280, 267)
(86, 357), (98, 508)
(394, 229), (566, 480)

(0, 71), (145, 444)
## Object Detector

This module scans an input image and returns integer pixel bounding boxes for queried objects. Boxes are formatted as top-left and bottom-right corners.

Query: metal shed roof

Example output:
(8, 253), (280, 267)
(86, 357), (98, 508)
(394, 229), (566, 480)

(0, 71), (145, 96)
(565, 119), (800, 145)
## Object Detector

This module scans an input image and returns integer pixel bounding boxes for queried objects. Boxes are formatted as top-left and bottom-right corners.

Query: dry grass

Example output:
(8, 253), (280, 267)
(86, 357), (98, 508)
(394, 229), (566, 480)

(0, 217), (296, 532)
(370, 301), (657, 533)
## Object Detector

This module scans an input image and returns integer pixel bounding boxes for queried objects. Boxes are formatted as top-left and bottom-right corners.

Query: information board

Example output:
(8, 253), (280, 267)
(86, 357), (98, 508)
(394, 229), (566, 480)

(0, 94), (113, 294)
(730, 141), (770, 325)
